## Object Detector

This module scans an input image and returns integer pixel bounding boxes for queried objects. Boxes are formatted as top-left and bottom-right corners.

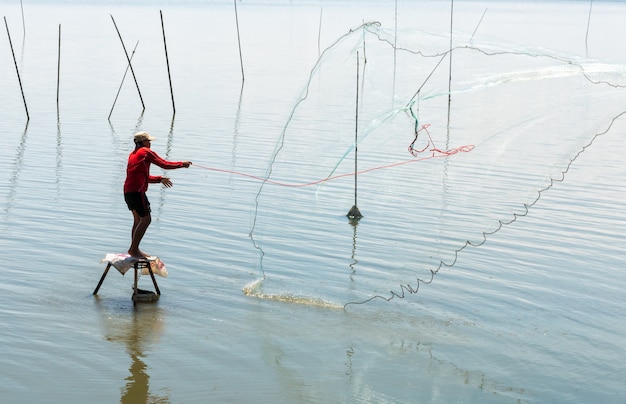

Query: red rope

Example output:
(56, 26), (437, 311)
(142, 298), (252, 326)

(408, 124), (474, 157)
(193, 125), (474, 187)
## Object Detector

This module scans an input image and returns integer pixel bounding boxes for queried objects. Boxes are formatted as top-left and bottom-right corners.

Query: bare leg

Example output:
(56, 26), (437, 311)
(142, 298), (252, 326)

(128, 210), (151, 258)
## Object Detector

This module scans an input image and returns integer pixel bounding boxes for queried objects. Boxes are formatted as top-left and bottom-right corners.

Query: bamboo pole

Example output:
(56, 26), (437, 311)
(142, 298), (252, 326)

(233, 0), (244, 82)
(317, 7), (323, 58)
(347, 52), (362, 220)
(354, 52), (359, 209)
(20, 0), (25, 35)
(110, 14), (145, 111)
(4, 16), (29, 121)
(470, 8), (487, 44)
(447, 0), (454, 140)
(160, 10), (175, 115)
(585, 0), (593, 54)
(57, 24), (61, 109)
(108, 41), (139, 120)
(393, 0), (397, 98)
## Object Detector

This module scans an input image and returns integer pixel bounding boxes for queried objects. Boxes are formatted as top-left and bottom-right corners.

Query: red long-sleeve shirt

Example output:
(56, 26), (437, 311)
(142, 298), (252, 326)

(123, 147), (184, 193)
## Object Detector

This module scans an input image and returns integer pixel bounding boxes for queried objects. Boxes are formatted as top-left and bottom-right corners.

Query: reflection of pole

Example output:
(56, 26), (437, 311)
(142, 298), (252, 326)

(56, 112), (62, 201)
(4, 17), (29, 121)
(233, 0), (244, 82)
(160, 10), (175, 115)
(134, 109), (145, 133)
(158, 115), (176, 216)
(111, 14), (145, 111)
(5, 122), (29, 217)
(165, 114), (175, 159)
(232, 82), (244, 174)
(349, 221), (358, 277)
(347, 52), (362, 221)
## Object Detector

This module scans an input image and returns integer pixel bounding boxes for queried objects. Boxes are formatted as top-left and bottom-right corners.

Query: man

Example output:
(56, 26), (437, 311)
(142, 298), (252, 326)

(124, 131), (192, 258)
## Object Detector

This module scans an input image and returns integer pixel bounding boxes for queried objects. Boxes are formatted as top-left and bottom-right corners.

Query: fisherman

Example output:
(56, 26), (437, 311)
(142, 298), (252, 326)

(124, 131), (191, 258)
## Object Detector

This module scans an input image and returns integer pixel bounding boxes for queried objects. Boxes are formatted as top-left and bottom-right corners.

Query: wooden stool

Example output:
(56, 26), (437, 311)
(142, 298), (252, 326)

(93, 258), (161, 304)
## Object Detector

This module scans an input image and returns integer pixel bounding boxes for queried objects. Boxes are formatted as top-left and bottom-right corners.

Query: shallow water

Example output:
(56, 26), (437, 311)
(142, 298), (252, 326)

(1, 1), (625, 403)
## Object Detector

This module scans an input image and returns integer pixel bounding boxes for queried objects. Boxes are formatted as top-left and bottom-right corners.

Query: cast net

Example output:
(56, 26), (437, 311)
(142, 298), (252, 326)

(243, 21), (626, 307)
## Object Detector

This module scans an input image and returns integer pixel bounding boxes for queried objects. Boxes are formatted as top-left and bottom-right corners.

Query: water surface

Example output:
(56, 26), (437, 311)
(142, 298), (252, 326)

(1, 1), (625, 402)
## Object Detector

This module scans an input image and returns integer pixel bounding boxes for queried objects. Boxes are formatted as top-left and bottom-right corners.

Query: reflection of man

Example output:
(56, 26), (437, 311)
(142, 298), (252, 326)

(119, 310), (169, 404)
(94, 300), (168, 403)
(122, 351), (150, 404)
(124, 131), (192, 258)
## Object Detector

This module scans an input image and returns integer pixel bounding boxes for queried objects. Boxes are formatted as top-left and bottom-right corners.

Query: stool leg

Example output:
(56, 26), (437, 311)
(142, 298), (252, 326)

(147, 264), (161, 295)
(93, 263), (112, 295)
(132, 262), (139, 304)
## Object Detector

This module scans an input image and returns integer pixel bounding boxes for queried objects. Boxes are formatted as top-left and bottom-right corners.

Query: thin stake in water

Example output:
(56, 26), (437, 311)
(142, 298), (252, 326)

(108, 41), (139, 121)
(4, 16), (29, 121)
(57, 24), (61, 110)
(317, 7), (323, 58)
(20, 0), (25, 35)
(160, 10), (175, 115)
(470, 8), (487, 44)
(233, 0), (244, 82)
(393, 0), (397, 98)
(110, 14), (145, 111)
(585, 0), (593, 55)
(347, 52), (362, 220)
(447, 0), (454, 140)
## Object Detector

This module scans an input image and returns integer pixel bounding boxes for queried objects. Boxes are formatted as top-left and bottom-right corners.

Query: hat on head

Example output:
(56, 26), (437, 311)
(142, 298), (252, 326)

(134, 131), (156, 143)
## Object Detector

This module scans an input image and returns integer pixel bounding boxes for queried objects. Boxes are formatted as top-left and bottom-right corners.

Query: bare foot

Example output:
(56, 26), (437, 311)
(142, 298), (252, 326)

(128, 249), (148, 258)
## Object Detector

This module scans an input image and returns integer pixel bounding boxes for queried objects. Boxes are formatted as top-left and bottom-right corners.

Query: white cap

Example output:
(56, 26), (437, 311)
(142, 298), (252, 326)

(133, 131), (156, 143)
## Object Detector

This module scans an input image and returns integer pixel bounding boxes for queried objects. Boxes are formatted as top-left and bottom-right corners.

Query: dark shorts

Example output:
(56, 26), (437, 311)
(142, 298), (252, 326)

(124, 192), (151, 217)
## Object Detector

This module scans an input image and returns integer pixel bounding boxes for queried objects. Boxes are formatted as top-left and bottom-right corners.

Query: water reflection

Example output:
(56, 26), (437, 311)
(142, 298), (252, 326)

(348, 219), (359, 279)
(4, 122), (29, 219)
(94, 299), (169, 404)
(56, 114), (63, 202)
(134, 110), (145, 133)
(157, 115), (176, 217)
(164, 115), (175, 160)
(231, 81), (244, 175)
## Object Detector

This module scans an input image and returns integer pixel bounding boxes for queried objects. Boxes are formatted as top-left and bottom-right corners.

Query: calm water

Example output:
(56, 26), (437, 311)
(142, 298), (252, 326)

(1, 1), (625, 403)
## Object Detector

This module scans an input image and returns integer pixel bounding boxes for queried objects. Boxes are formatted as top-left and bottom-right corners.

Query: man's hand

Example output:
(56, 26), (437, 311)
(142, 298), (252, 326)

(182, 161), (192, 168)
(161, 177), (173, 188)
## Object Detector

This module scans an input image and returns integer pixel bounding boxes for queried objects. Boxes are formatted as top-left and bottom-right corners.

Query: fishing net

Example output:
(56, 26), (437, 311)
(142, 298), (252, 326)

(243, 21), (626, 307)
